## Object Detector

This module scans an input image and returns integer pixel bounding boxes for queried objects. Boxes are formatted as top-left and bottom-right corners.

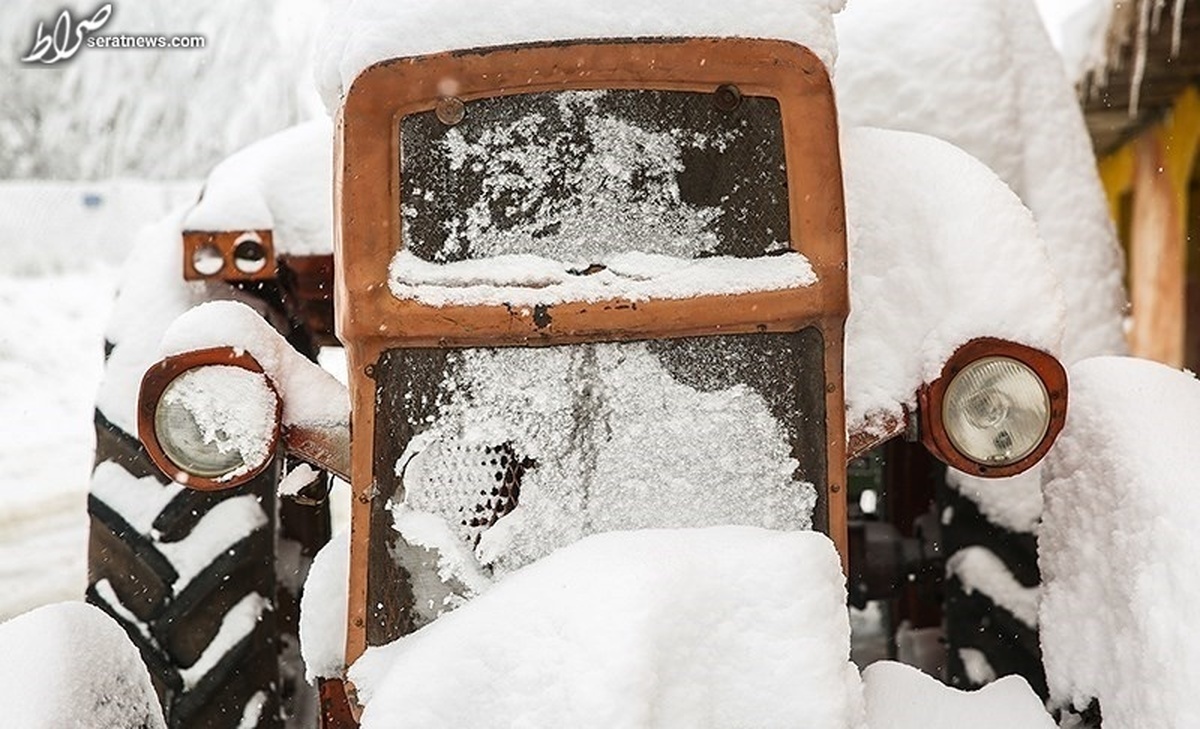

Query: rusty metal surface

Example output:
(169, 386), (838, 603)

(181, 229), (276, 283)
(335, 37), (848, 346)
(318, 678), (360, 729)
(846, 412), (907, 461)
(278, 254), (338, 346)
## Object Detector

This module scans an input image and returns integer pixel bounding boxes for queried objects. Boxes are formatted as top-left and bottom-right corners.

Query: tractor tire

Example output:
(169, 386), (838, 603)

(88, 410), (286, 728)
(939, 473), (1047, 699)
(84, 231), (330, 728)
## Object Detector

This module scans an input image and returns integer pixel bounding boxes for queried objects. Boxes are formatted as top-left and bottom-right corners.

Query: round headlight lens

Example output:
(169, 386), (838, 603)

(233, 233), (267, 274)
(191, 243), (224, 276)
(153, 365), (278, 480)
(942, 356), (1050, 467)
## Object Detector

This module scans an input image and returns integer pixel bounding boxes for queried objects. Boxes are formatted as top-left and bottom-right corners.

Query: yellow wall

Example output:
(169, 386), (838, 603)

(1099, 86), (1200, 366)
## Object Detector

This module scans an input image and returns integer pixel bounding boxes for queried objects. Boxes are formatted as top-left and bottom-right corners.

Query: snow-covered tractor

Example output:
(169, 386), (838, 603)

(84, 1), (1123, 727)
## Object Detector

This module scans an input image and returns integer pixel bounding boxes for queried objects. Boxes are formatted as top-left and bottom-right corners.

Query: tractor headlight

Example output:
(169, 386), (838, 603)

(941, 357), (1049, 466)
(139, 349), (281, 490)
(920, 339), (1067, 477)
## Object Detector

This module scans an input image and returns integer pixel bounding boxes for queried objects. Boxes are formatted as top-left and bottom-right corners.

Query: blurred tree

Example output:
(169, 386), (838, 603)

(0, 0), (328, 180)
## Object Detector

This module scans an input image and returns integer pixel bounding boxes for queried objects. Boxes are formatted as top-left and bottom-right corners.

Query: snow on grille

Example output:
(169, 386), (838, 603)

(393, 341), (816, 578)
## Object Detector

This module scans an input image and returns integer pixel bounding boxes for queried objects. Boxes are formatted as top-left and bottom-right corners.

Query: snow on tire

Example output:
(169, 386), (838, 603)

(88, 409), (284, 728)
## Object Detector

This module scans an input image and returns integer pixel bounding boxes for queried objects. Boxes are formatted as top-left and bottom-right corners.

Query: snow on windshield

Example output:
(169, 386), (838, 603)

(389, 250), (815, 307)
(316, 0), (843, 110)
(389, 88), (811, 305)
(409, 90), (738, 264)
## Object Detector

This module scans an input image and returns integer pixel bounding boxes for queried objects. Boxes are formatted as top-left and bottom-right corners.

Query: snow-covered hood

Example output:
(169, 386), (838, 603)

(314, 0), (844, 112)
(183, 118), (333, 256)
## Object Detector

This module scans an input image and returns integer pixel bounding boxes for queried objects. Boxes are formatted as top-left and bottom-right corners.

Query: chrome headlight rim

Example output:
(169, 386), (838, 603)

(920, 338), (1068, 478)
(137, 347), (282, 491)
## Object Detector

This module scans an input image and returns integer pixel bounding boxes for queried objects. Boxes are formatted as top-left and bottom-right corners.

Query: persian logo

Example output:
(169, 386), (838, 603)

(21, 3), (113, 65)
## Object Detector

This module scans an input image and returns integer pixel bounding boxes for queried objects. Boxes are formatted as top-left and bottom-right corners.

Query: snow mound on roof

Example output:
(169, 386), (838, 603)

(862, 661), (1055, 729)
(841, 126), (1064, 436)
(1034, 0), (1116, 83)
(1040, 357), (1200, 727)
(349, 527), (863, 729)
(315, 0), (844, 111)
(836, 0), (1125, 365)
(183, 119), (333, 256)
(0, 602), (165, 729)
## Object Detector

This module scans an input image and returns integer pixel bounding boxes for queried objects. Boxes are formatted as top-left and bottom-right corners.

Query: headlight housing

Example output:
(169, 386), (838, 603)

(138, 348), (281, 490)
(920, 339), (1067, 477)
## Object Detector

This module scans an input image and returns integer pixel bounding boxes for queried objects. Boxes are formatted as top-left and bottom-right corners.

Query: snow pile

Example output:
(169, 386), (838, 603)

(390, 250), (815, 307)
(300, 532), (349, 682)
(1034, 0), (1116, 83)
(159, 300), (349, 432)
(349, 527), (862, 729)
(1040, 357), (1200, 727)
(836, 0), (1126, 366)
(944, 467), (1045, 534)
(861, 661), (1054, 729)
(395, 342), (815, 577)
(182, 119), (333, 256)
(91, 462), (184, 535)
(315, 0), (843, 110)
(840, 126), (1064, 437)
(280, 462), (322, 497)
(0, 601), (165, 729)
(158, 365), (279, 482)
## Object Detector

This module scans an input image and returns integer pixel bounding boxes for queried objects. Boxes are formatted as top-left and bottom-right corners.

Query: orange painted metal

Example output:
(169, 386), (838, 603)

(918, 338), (1068, 478)
(279, 254), (339, 346)
(335, 37), (850, 666)
(138, 346), (353, 487)
(181, 229), (276, 282)
(318, 678), (361, 729)
(137, 347), (282, 491)
(847, 413), (907, 461)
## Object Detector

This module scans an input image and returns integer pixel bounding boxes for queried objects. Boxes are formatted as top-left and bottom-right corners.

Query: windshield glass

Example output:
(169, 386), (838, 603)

(399, 89), (791, 265)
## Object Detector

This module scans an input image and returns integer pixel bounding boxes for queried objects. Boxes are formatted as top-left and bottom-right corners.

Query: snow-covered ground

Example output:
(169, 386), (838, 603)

(0, 266), (114, 621)
(0, 181), (195, 622)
